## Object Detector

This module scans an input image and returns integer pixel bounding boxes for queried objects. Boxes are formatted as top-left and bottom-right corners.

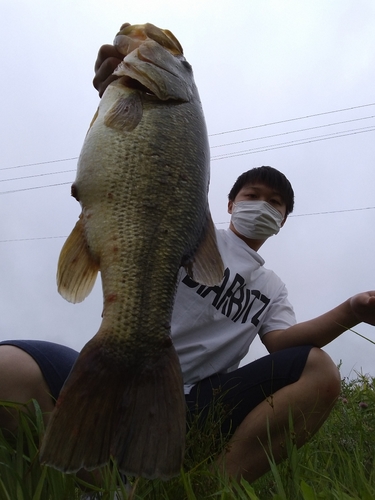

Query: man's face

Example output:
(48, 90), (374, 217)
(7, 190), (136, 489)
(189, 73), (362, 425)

(227, 183), (288, 250)
(228, 183), (287, 223)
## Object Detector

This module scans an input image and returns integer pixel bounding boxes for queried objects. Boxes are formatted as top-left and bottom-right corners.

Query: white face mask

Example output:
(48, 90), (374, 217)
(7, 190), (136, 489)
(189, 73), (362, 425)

(230, 200), (284, 240)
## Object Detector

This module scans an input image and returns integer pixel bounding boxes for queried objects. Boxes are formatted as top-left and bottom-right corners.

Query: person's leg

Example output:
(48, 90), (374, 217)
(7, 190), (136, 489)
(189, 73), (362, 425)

(0, 340), (78, 432)
(0, 345), (55, 431)
(217, 347), (341, 482)
(0, 342), (104, 492)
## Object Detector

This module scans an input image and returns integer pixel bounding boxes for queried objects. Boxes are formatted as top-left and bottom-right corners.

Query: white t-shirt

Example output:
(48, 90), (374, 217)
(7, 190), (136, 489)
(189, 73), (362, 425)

(171, 228), (296, 392)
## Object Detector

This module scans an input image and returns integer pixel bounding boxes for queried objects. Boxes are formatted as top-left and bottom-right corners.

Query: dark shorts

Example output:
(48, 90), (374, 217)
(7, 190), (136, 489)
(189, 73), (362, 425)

(0, 340), (79, 401)
(0, 340), (312, 434)
(185, 344), (314, 435)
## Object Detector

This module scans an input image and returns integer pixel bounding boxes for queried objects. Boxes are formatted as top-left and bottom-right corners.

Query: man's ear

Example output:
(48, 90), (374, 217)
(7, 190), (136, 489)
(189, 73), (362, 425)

(281, 215), (287, 227)
(228, 200), (234, 214)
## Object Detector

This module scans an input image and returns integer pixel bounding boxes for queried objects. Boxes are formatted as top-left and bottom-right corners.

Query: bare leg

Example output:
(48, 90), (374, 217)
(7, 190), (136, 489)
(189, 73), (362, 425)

(0, 345), (55, 432)
(216, 347), (341, 483)
(0, 345), (102, 488)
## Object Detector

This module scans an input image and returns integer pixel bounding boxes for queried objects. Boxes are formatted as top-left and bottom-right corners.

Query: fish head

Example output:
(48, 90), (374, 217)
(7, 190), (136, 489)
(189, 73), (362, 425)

(112, 23), (195, 102)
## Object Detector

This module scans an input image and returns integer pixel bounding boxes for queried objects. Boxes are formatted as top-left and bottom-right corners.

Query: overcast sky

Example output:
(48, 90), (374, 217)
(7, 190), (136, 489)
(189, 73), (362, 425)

(1, 1), (374, 378)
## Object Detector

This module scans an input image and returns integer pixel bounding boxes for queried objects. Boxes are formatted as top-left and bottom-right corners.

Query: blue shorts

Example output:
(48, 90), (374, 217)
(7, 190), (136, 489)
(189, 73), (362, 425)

(0, 340), (79, 402)
(0, 340), (312, 434)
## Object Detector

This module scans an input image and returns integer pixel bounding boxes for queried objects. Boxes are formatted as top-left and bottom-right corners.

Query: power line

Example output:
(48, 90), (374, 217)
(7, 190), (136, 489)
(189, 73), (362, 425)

(211, 115), (375, 149)
(1, 205), (374, 243)
(209, 102), (375, 137)
(211, 126), (375, 161)
(0, 157), (78, 172)
(0, 182), (71, 195)
(215, 205), (375, 225)
(2, 123), (375, 193)
(1, 102), (375, 173)
(0, 169), (76, 183)
(0, 236), (67, 243)
(289, 206), (375, 217)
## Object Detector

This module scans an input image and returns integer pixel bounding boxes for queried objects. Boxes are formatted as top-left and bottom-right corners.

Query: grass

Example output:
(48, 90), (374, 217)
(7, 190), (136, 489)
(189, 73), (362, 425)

(1, 371), (375, 499)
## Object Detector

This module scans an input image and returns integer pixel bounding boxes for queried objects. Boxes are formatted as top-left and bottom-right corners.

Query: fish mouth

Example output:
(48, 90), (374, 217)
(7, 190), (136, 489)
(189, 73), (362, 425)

(117, 75), (155, 95)
(117, 53), (190, 95)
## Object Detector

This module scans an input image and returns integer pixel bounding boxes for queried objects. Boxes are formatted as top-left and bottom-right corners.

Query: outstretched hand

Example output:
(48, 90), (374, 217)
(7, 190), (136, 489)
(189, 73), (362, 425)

(350, 291), (375, 326)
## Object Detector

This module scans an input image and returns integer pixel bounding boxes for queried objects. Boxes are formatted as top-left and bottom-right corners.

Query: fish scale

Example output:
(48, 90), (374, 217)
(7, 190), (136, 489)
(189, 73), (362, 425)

(40, 23), (224, 479)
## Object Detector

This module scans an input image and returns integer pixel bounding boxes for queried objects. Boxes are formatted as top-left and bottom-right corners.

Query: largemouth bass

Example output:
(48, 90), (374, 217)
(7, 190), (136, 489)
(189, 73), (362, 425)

(40, 23), (224, 479)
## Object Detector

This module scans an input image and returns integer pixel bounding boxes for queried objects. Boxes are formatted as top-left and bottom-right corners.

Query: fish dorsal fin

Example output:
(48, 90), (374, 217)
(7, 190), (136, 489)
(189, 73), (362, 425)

(57, 215), (100, 303)
(104, 91), (143, 132)
(184, 213), (224, 286)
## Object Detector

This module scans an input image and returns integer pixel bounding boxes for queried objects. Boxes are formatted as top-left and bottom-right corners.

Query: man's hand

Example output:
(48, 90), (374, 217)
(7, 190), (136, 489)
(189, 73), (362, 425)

(93, 44), (123, 97)
(264, 291), (375, 353)
(349, 291), (375, 326)
(93, 23), (130, 97)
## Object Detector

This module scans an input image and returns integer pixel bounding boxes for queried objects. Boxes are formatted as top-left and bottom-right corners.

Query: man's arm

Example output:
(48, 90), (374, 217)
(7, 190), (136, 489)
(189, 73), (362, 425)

(262, 291), (375, 353)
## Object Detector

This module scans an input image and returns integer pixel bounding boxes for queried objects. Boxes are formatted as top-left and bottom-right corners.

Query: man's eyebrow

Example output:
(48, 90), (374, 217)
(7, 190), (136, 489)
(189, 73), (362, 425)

(247, 186), (282, 195)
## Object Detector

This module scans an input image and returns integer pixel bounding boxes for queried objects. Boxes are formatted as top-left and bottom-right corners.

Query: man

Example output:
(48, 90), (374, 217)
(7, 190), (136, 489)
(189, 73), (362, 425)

(1, 39), (375, 484)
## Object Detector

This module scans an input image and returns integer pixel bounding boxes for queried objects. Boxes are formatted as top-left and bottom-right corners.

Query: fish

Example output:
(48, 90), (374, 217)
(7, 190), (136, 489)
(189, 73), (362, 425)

(39, 23), (224, 480)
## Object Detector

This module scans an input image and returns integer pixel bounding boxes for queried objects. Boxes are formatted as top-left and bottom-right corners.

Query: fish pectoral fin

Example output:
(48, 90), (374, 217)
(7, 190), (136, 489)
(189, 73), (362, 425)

(40, 336), (186, 480)
(104, 92), (143, 132)
(57, 216), (99, 303)
(184, 212), (225, 286)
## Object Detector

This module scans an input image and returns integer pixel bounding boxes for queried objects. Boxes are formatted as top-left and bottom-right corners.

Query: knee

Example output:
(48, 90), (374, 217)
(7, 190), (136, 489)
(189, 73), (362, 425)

(303, 347), (341, 407)
(0, 345), (55, 432)
(0, 345), (54, 409)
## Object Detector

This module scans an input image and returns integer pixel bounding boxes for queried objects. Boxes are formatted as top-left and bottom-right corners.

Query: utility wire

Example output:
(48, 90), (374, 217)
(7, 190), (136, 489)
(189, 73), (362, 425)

(0, 170), (76, 183)
(0, 236), (67, 243)
(0, 182), (71, 195)
(1, 122), (375, 192)
(209, 102), (375, 137)
(0, 157), (78, 172)
(211, 115), (375, 149)
(290, 206), (375, 217)
(211, 126), (375, 161)
(1, 206), (374, 243)
(215, 205), (375, 225)
(1, 103), (374, 242)
(1, 102), (375, 172)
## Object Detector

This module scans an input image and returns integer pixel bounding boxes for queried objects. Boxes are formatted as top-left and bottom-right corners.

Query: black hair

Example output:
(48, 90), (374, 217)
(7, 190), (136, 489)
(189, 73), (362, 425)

(228, 166), (294, 216)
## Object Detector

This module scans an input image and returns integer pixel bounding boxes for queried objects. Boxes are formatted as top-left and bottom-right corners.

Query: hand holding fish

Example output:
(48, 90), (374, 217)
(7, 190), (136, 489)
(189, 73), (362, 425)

(349, 291), (375, 326)
(93, 44), (123, 97)
(92, 23), (134, 96)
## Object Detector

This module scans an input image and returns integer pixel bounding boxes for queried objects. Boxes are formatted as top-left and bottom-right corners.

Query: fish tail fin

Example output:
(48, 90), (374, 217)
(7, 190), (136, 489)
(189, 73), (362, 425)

(112, 340), (186, 479)
(40, 335), (185, 480)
